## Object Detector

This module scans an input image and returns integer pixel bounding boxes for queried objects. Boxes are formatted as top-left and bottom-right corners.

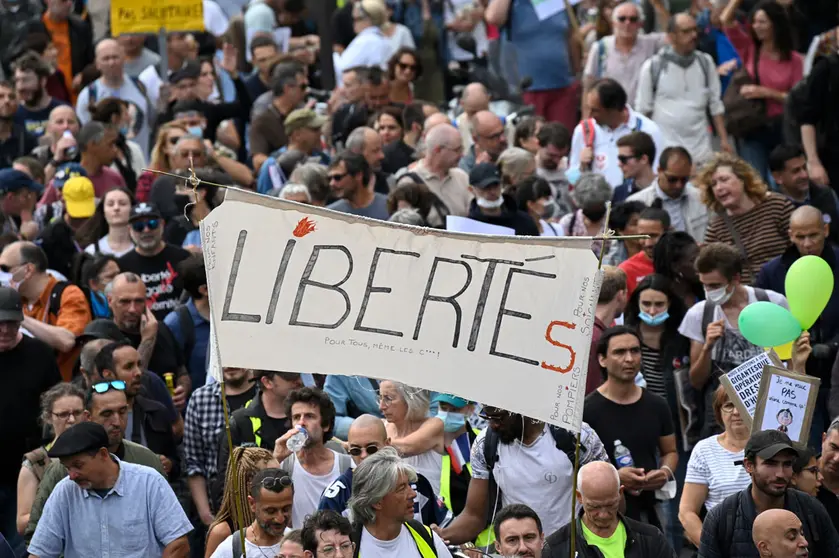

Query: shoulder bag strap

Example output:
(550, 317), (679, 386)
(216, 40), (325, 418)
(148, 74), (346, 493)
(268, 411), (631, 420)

(718, 210), (750, 265)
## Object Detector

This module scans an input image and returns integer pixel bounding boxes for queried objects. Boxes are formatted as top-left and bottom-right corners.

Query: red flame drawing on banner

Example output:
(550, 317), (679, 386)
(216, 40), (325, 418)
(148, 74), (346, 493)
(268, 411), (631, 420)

(293, 217), (316, 237)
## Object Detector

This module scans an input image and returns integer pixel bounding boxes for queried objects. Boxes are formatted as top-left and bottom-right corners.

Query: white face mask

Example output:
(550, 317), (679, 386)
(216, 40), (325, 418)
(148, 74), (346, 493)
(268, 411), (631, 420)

(705, 284), (733, 305)
(476, 196), (504, 209)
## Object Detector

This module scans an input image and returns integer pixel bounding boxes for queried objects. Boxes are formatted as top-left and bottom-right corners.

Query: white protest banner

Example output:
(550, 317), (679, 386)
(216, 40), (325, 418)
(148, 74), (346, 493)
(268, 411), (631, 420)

(719, 351), (783, 426)
(202, 189), (602, 433)
(752, 366), (820, 443)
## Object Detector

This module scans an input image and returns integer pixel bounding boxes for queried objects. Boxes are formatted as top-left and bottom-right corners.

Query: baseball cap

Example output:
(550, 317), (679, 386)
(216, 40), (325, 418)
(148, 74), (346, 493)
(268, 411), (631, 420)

(0, 287), (24, 323)
(48, 422), (110, 458)
(173, 99), (204, 119)
(0, 168), (43, 195)
(170, 60), (201, 84)
(129, 202), (163, 222)
(76, 319), (129, 344)
(745, 429), (800, 461)
(53, 163), (87, 188)
(62, 176), (96, 218)
(469, 163), (501, 189)
(432, 393), (470, 409)
(284, 109), (327, 135)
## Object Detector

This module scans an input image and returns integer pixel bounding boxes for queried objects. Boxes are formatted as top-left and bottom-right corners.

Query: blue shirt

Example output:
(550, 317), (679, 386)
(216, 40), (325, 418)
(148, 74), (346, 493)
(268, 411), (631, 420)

(28, 458), (193, 558)
(257, 149), (332, 195)
(163, 299), (211, 392)
(505, 0), (573, 91)
(323, 375), (383, 440)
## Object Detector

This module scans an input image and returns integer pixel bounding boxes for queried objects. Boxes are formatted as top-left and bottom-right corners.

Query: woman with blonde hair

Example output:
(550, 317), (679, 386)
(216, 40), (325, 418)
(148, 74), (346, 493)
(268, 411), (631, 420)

(336, 0), (390, 78)
(497, 147), (536, 191)
(696, 152), (794, 285)
(205, 446), (278, 557)
(135, 122), (188, 203)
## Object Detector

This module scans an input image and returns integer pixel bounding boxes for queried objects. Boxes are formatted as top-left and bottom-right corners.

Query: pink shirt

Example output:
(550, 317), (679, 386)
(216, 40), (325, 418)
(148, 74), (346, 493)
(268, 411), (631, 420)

(38, 166), (126, 207)
(725, 23), (803, 118)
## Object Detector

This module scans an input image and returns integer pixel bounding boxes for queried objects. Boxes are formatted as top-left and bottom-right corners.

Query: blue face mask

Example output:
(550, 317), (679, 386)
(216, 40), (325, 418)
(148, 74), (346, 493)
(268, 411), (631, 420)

(436, 411), (466, 433)
(566, 167), (582, 185)
(119, 125), (129, 136)
(639, 310), (669, 327)
(90, 290), (112, 319)
(188, 125), (204, 138)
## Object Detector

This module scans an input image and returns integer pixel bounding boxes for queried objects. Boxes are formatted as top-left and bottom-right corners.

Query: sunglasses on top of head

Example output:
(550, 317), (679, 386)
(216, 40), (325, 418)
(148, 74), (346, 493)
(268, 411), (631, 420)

(92, 380), (126, 394)
(131, 219), (160, 232)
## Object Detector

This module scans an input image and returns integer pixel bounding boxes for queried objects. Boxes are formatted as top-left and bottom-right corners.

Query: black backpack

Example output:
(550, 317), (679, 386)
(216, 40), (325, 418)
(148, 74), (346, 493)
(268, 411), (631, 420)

(784, 53), (839, 147)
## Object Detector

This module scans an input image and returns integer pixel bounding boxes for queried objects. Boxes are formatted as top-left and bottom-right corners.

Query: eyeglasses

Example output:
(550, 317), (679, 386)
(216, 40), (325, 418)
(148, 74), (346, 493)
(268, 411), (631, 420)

(348, 444), (380, 457)
(52, 409), (84, 420)
(397, 62), (417, 71)
(376, 394), (396, 406)
(92, 380), (126, 394)
(131, 219), (160, 232)
(617, 15), (639, 23)
(328, 173), (347, 183)
(320, 542), (356, 558)
(478, 408), (508, 422)
(721, 402), (737, 414)
(617, 154), (637, 165)
(178, 149), (204, 158)
(481, 130), (505, 141)
(804, 465), (820, 475)
(260, 474), (293, 491)
(664, 174), (690, 185)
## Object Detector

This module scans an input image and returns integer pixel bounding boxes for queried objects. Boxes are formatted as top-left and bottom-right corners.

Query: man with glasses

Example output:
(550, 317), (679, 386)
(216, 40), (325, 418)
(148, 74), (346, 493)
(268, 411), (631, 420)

(28, 422), (191, 558)
(818, 419), (839, 532)
(613, 131), (656, 203)
(326, 151), (390, 220)
(459, 111), (507, 175)
(0, 287), (60, 555)
(118, 202), (191, 320)
(302, 510), (354, 558)
(318, 414), (448, 525)
(25, 380), (166, 544)
(209, 468), (293, 558)
(628, 146), (708, 242)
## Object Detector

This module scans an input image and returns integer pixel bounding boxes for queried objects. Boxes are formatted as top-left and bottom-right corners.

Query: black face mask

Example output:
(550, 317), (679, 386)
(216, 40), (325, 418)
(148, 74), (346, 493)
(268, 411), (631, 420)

(582, 205), (607, 222)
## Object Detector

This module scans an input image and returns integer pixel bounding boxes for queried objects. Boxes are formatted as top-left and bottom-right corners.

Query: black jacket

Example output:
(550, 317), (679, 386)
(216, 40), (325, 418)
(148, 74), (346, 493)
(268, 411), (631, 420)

(545, 513), (676, 558)
(698, 486), (839, 558)
(132, 394), (180, 480)
(27, 15), (94, 80)
(467, 194), (540, 236)
(37, 218), (79, 280)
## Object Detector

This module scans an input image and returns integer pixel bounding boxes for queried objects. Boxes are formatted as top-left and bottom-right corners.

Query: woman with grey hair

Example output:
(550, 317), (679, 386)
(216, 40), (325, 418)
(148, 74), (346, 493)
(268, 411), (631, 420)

(289, 163), (330, 206)
(388, 208), (425, 226)
(347, 447), (452, 556)
(378, 381), (445, 494)
(275, 183), (312, 204)
(497, 147), (536, 191)
(557, 172), (613, 254)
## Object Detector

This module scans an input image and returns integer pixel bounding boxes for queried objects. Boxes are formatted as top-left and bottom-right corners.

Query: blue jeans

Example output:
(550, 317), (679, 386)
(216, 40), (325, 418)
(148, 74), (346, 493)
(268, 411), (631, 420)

(737, 117), (784, 186)
(0, 485), (23, 558)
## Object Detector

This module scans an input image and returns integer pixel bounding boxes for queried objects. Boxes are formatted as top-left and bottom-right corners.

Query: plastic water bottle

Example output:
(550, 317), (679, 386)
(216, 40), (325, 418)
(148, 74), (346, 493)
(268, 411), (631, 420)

(614, 440), (635, 469)
(286, 426), (309, 452)
(62, 130), (78, 160)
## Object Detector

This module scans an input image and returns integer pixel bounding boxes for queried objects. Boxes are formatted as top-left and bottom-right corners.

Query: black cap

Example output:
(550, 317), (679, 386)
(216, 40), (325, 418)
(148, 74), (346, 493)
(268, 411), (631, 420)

(48, 422), (109, 458)
(169, 60), (201, 84)
(745, 429), (800, 461)
(129, 202), (163, 222)
(0, 168), (43, 195)
(172, 98), (204, 117)
(469, 163), (501, 189)
(0, 287), (23, 323)
(76, 319), (128, 344)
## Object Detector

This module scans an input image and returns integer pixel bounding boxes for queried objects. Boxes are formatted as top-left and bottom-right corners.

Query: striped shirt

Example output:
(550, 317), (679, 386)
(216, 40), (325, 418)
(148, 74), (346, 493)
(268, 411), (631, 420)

(705, 193), (794, 285)
(640, 344), (667, 400)
(685, 435), (752, 511)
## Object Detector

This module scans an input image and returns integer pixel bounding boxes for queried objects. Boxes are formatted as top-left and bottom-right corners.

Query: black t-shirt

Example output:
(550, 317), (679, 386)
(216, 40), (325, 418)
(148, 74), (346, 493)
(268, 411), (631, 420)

(817, 486), (839, 534)
(382, 140), (416, 176)
(118, 245), (190, 319)
(0, 336), (62, 484)
(583, 389), (674, 522)
(125, 323), (185, 381)
(226, 383), (258, 413)
(15, 98), (67, 137)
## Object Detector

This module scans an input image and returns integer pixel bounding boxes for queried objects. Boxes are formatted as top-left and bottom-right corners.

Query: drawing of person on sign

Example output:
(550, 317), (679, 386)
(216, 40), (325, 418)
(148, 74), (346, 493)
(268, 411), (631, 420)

(776, 408), (793, 434)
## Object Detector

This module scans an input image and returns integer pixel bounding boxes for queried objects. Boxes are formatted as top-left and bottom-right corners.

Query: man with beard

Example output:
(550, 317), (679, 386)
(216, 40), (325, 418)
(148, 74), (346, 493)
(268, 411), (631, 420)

(209, 468), (294, 558)
(95, 341), (180, 480)
(752, 509), (810, 558)
(535, 122), (572, 217)
(32, 105), (79, 172)
(545, 461), (674, 557)
(698, 430), (839, 558)
(345, 126), (389, 194)
(437, 408), (608, 545)
(817, 420), (839, 532)
(106, 272), (189, 409)
(27, 422), (191, 558)
(0, 81), (38, 170)
(272, 387), (352, 529)
(326, 151), (390, 221)
(12, 52), (66, 139)
(185, 367), (256, 528)
(24, 383), (166, 544)
(117, 203), (190, 320)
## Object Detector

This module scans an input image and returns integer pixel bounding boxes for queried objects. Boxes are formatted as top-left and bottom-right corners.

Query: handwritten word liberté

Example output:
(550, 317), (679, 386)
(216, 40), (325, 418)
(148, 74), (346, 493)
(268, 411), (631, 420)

(220, 230), (580, 372)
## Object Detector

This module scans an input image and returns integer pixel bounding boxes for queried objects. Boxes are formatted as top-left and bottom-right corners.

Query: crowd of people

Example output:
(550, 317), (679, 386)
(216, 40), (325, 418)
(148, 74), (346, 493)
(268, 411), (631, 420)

(2, 0), (839, 556)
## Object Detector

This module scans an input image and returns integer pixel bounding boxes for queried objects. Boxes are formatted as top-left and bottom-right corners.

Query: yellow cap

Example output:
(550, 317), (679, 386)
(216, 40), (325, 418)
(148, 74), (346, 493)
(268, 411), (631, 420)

(63, 176), (96, 218)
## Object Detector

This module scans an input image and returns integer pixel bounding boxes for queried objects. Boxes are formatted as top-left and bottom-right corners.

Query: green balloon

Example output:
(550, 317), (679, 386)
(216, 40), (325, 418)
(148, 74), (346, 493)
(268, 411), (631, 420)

(738, 302), (802, 348)
(786, 255), (834, 329)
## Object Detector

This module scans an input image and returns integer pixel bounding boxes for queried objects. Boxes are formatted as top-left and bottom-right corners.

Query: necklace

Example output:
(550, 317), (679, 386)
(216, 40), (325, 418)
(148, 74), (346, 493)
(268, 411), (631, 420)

(247, 525), (279, 558)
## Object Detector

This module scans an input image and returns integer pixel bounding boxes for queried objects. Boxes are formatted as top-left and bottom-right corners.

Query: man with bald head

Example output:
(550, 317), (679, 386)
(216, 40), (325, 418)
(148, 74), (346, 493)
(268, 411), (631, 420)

(756, 205), (839, 446)
(76, 38), (152, 158)
(545, 461), (673, 557)
(0, 240), (91, 380)
(752, 509), (809, 558)
(318, 414), (448, 524)
(459, 111), (508, 174)
(456, 83), (490, 150)
(35, 105), (80, 175)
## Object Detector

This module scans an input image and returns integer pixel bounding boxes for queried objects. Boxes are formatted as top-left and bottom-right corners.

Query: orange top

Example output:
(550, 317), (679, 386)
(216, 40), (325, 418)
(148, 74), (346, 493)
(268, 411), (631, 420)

(42, 14), (76, 104)
(24, 276), (92, 381)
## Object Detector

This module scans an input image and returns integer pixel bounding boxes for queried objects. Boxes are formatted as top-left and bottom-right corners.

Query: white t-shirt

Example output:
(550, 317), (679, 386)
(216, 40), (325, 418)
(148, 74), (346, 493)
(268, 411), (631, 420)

(209, 531), (282, 558)
(444, 0), (488, 62)
(290, 450), (342, 528)
(84, 236), (135, 257)
(684, 435), (751, 511)
(404, 450), (443, 496)
(358, 525), (453, 558)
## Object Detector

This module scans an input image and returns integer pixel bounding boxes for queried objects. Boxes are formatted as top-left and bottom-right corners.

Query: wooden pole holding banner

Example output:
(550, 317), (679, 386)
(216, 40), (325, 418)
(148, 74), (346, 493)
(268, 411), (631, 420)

(158, 27), (169, 83)
(569, 201), (614, 558)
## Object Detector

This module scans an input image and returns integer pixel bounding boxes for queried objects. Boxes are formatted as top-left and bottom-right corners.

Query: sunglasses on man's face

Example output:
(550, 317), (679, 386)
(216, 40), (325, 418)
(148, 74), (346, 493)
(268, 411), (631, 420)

(617, 154), (637, 165)
(348, 444), (380, 457)
(92, 380), (126, 394)
(328, 173), (348, 183)
(664, 174), (690, 185)
(617, 15), (639, 23)
(131, 219), (160, 232)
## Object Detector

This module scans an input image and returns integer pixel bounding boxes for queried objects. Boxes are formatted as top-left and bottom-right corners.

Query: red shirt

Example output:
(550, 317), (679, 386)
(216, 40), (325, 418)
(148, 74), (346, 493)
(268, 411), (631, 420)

(619, 251), (654, 297)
